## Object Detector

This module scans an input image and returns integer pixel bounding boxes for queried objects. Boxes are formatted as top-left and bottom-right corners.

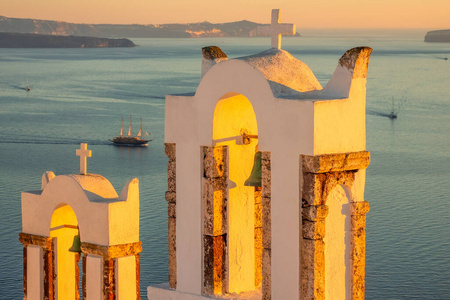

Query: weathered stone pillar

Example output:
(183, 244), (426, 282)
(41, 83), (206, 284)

(19, 233), (54, 300)
(136, 254), (141, 300)
(82, 254), (87, 300)
(81, 241), (142, 300)
(44, 245), (55, 300)
(202, 145), (228, 295)
(301, 193), (327, 300)
(23, 246), (27, 297)
(165, 143), (177, 289)
(75, 253), (81, 300)
(351, 201), (370, 300)
(300, 151), (370, 300)
(254, 186), (263, 288)
(261, 151), (272, 300)
(103, 258), (115, 300)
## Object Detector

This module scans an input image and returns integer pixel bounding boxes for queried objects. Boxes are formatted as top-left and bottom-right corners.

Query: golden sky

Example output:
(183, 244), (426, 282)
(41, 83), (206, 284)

(0, 0), (448, 28)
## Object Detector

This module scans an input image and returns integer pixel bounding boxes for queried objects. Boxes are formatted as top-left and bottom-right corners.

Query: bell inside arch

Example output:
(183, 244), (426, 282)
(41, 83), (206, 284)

(244, 151), (262, 187)
(69, 234), (81, 253)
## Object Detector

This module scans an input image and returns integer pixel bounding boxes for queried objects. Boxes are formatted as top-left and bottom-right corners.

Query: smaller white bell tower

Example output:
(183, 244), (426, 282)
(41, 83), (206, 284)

(20, 143), (142, 300)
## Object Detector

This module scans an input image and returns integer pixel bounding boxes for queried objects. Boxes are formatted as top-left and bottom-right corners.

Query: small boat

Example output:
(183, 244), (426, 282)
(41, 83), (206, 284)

(387, 111), (397, 119)
(385, 97), (404, 119)
(444, 54), (448, 61)
(111, 116), (151, 146)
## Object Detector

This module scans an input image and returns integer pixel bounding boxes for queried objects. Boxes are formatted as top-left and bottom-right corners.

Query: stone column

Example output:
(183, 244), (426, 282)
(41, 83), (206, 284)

(165, 143), (177, 289)
(300, 151), (370, 300)
(301, 190), (327, 300)
(81, 241), (143, 300)
(103, 258), (115, 300)
(82, 254), (87, 300)
(202, 145), (228, 295)
(261, 151), (272, 300)
(74, 253), (81, 300)
(254, 186), (262, 288)
(135, 254), (141, 300)
(44, 247), (55, 300)
(351, 201), (370, 300)
(19, 233), (54, 300)
(23, 246), (27, 297)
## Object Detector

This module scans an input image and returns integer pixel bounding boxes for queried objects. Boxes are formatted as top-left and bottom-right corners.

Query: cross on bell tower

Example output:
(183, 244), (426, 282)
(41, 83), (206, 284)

(76, 143), (92, 175)
(258, 9), (296, 50)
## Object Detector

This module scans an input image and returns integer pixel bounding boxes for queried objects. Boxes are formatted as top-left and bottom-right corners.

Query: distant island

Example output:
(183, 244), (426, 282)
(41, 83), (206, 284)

(0, 32), (136, 48)
(424, 29), (450, 43)
(0, 16), (300, 38)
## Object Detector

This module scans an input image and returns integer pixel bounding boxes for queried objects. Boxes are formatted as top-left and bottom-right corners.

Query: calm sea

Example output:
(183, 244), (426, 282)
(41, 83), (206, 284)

(1, 30), (449, 299)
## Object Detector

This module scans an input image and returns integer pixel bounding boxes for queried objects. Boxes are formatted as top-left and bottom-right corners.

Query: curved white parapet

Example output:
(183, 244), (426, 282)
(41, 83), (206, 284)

(22, 173), (139, 246)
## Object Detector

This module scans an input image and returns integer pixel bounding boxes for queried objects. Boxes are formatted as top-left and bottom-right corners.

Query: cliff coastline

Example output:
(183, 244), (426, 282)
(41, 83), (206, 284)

(424, 29), (450, 43)
(0, 16), (300, 38)
(0, 32), (136, 48)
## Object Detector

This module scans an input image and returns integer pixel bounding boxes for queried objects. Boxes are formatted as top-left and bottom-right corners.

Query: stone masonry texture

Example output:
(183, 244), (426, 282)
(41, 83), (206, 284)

(165, 143), (177, 289)
(202, 146), (228, 295)
(261, 151), (271, 299)
(301, 152), (370, 300)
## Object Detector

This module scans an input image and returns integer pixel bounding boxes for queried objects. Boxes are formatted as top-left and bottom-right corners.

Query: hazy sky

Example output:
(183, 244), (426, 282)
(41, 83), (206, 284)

(1, 0), (448, 28)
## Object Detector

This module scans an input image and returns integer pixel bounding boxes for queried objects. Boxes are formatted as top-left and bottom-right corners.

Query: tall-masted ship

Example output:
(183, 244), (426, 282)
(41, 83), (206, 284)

(111, 116), (151, 146)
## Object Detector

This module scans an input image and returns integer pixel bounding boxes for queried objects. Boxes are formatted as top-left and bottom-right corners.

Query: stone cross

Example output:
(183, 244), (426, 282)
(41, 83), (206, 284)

(76, 143), (92, 175)
(258, 9), (296, 50)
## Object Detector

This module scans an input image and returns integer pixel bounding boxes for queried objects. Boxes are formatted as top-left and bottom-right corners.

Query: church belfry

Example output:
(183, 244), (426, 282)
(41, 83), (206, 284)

(149, 8), (372, 300)
(20, 143), (142, 300)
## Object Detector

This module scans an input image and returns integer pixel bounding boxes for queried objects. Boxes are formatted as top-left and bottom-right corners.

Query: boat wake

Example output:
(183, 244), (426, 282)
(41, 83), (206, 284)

(6, 83), (29, 91)
(0, 139), (112, 146)
(367, 110), (397, 119)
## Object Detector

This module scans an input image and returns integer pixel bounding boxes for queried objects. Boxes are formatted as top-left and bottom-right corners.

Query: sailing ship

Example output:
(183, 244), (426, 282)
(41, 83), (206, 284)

(26, 79), (31, 91)
(111, 116), (151, 146)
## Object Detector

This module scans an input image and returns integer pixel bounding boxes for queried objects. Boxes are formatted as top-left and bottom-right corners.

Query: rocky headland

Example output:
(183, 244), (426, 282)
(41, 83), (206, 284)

(424, 29), (450, 43)
(0, 16), (300, 38)
(0, 32), (136, 48)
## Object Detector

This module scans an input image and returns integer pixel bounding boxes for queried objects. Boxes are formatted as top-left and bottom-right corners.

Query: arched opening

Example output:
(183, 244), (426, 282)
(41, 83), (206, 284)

(50, 204), (81, 299)
(324, 185), (352, 299)
(212, 92), (260, 294)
